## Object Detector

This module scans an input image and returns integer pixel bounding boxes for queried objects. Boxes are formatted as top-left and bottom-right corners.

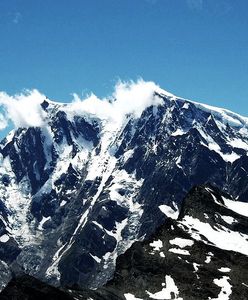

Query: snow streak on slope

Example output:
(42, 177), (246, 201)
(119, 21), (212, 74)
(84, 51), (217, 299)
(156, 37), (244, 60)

(46, 143), (117, 279)
(0, 153), (38, 246)
(180, 215), (248, 256)
(45, 115), (144, 283)
(178, 187), (248, 256)
(223, 197), (248, 218)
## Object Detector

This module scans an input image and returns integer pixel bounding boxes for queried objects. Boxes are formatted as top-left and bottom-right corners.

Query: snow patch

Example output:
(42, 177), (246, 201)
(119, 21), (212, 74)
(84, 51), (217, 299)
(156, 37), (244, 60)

(38, 216), (50, 230)
(169, 237), (194, 248)
(169, 248), (190, 255)
(146, 275), (183, 300)
(221, 215), (236, 225)
(212, 276), (232, 300)
(229, 139), (248, 151)
(123, 149), (134, 163)
(171, 129), (187, 136)
(208, 143), (240, 163)
(219, 267), (231, 273)
(223, 197), (248, 218)
(205, 252), (214, 264)
(159, 205), (179, 220)
(181, 215), (248, 256)
(124, 293), (143, 300)
(182, 102), (189, 109)
(193, 263), (200, 279)
(0, 234), (9, 243)
(60, 200), (67, 207)
(90, 253), (101, 264)
(150, 239), (163, 251)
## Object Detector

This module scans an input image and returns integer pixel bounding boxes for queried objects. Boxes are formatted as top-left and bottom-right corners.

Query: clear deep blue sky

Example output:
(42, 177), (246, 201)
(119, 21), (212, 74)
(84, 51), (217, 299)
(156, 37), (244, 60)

(0, 0), (248, 137)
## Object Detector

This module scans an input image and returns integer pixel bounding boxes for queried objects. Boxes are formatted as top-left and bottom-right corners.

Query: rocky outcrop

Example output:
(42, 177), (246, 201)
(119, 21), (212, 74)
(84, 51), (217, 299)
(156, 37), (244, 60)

(77, 185), (248, 299)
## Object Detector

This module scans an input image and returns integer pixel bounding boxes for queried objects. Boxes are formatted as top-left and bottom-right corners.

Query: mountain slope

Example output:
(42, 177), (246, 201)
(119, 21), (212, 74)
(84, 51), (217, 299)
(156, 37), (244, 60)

(2, 185), (247, 300)
(77, 185), (248, 300)
(0, 81), (248, 289)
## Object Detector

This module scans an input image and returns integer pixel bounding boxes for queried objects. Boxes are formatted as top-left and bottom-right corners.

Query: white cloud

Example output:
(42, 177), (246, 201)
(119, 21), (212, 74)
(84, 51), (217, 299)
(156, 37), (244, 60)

(0, 80), (166, 132)
(112, 80), (163, 118)
(0, 89), (46, 129)
(0, 113), (8, 130)
(186, 0), (203, 11)
(67, 79), (164, 124)
(68, 93), (113, 121)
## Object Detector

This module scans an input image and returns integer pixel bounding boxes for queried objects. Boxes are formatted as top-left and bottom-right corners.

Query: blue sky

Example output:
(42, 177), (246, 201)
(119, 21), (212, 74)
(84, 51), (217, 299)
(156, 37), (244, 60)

(0, 0), (247, 138)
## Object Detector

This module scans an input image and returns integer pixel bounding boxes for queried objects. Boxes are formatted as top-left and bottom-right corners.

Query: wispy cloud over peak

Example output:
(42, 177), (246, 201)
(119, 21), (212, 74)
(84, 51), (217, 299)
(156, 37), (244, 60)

(0, 89), (46, 129)
(0, 80), (165, 132)
(67, 79), (164, 123)
(0, 113), (8, 130)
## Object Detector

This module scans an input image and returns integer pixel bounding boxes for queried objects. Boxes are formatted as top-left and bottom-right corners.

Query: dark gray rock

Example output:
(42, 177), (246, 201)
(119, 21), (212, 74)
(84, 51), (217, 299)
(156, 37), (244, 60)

(80, 185), (248, 299)
(0, 274), (74, 300)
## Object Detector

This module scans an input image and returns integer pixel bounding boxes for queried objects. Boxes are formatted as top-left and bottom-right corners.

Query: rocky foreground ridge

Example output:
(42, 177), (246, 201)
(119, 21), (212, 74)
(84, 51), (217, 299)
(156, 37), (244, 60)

(1, 184), (248, 300)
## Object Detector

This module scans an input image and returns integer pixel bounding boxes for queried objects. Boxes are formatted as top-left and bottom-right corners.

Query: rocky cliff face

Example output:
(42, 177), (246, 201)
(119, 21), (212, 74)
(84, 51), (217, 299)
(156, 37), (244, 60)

(75, 185), (248, 300)
(0, 83), (248, 289)
(2, 185), (248, 299)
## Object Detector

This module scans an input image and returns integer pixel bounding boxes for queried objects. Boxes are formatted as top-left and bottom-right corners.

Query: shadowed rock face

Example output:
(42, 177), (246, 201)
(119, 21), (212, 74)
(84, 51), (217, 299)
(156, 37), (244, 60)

(2, 185), (248, 300)
(0, 274), (73, 300)
(0, 91), (248, 290)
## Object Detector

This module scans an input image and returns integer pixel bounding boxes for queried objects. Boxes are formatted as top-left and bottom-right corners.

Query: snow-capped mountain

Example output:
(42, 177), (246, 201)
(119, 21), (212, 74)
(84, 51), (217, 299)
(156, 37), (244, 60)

(0, 81), (248, 290)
